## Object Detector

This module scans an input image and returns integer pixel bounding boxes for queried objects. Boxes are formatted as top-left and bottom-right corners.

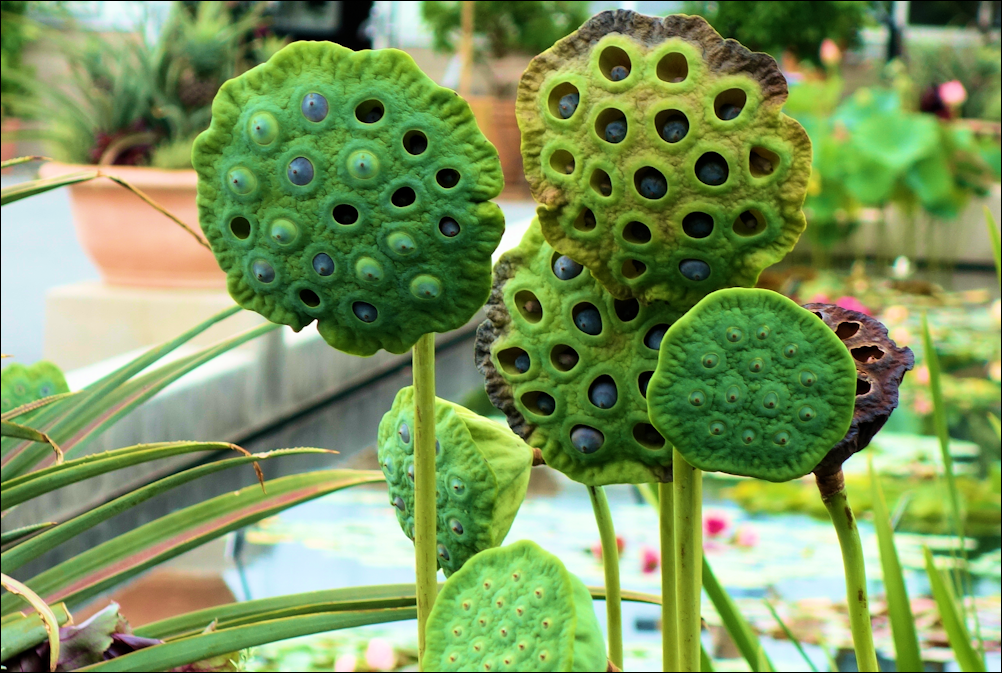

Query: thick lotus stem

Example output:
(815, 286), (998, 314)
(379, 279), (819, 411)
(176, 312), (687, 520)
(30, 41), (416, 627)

(817, 469), (879, 672)
(659, 481), (678, 671)
(674, 449), (703, 671)
(588, 485), (623, 669)
(413, 332), (438, 667)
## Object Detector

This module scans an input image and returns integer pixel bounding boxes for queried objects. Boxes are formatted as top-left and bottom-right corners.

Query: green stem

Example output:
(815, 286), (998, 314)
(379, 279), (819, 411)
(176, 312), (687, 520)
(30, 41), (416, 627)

(674, 449), (702, 672)
(413, 332), (437, 668)
(816, 471), (878, 672)
(588, 485), (623, 670)
(659, 481), (678, 672)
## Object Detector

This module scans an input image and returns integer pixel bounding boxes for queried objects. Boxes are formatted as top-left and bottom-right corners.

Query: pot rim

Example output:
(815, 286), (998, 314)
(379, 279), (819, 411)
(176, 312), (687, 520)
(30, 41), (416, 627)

(38, 161), (198, 189)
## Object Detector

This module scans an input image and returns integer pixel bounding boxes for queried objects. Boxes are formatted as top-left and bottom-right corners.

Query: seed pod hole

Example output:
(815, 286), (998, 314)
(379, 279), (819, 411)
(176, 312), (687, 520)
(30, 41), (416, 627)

(547, 82), (580, 119)
(550, 344), (579, 371)
(836, 322), (861, 340)
(403, 130), (428, 155)
(851, 346), (884, 363)
(352, 301), (378, 323)
(714, 89), (747, 120)
(551, 253), (583, 280)
(595, 108), (628, 144)
(572, 303), (602, 335)
(614, 298), (640, 322)
(682, 211), (714, 239)
(623, 220), (652, 244)
(229, 216), (251, 239)
(589, 376), (618, 409)
(638, 371), (653, 397)
(645, 324), (669, 350)
(621, 258), (647, 279)
(655, 109), (689, 143)
(696, 152), (729, 186)
(549, 149), (575, 175)
(521, 391), (556, 416)
(599, 46), (631, 81)
(436, 169), (460, 188)
(573, 208), (597, 232)
(439, 217), (460, 237)
(498, 347), (531, 375)
(635, 167), (668, 199)
(633, 423), (666, 449)
(391, 187), (416, 207)
(570, 425), (604, 453)
(332, 204), (359, 225)
(733, 209), (766, 236)
(514, 290), (543, 323)
(299, 289), (321, 308)
(590, 169), (613, 197)
(856, 377), (872, 395)
(355, 99), (384, 123)
(749, 146), (779, 177)
(657, 52), (688, 83)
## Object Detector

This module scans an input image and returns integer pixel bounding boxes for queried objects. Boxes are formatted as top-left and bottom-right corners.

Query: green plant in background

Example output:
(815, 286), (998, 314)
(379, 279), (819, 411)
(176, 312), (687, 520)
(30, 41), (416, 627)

(0, 1), (39, 121)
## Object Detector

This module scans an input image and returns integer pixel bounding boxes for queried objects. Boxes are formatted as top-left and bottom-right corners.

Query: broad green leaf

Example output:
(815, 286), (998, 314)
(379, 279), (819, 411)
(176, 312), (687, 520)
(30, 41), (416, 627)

(0, 602), (71, 662)
(1, 449), (331, 576)
(0, 171), (98, 206)
(764, 600), (816, 672)
(0, 469), (383, 614)
(987, 207), (1000, 281)
(1, 420), (62, 465)
(869, 457), (921, 672)
(703, 555), (773, 672)
(0, 521), (56, 546)
(923, 547), (985, 672)
(852, 112), (939, 172)
(79, 608), (417, 672)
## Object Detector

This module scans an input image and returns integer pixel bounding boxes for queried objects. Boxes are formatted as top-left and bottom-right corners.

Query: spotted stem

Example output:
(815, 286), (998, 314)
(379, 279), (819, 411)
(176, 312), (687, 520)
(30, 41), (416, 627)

(659, 481), (678, 671)
(413, 332), (438, 668)
(588, 484), (623, 669)
(674, 450), (702, 671)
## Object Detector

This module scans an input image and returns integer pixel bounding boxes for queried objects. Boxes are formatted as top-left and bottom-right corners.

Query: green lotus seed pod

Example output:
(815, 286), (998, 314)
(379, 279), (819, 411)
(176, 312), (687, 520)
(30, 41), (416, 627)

(377, 386), (532, 576)
(648, 288), (856, 482)
(1, 361), (69, 414)
(193, 41), (504, 356)
(476, 220), (680, 485)
(517, 11), (811, 310)
(423, 540), (606, 672)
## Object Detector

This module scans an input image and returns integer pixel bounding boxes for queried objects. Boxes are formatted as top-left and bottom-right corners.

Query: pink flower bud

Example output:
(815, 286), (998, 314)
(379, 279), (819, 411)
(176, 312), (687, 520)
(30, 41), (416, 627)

(834, 296), (871, 316)
(334, 654), (357, 672)
(365, 638), (396, 671)
(939, 80), (967, 107)
(703, 510), (730, 538)
(820, 39), (842, 66)
(641, 546), (660, 574)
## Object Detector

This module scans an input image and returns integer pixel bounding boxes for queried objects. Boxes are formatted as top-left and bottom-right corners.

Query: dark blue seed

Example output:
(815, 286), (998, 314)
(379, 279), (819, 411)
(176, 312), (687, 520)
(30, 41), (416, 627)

(609, 65), (629, 81)
(450, 519), (464, 535)
(439, 218), (460, 237)
(252, 260), (275, 283)
(718, 103), (741, 120)
(553, 255), (582, 280)
(605, 119), (627, 143)
(312, 253), (334, 276)
(558, 92), (579, 119)
(639, 372), (653, 397)
(437, 169), (459, 188)
(574, 308), (602, 335)
(288, 157), (314, 186)
(406, 134), (427, 154)
(398, 423), (411, 444)
(589, 380), (617, 409)
(661, 117), (688, 143)
(407, 463), (415, 481)
(437, 544), (450, 561)
(353, 302), (378, 323)
(514, 353), (530, 373)
(435, 439), (441, 455)
(536, 393), (555, 415)
(679, 259), (711, 281)
(363, 106), (383, 123)
(645, 325), (668, 350)
(696, 154), (728, 186)
(638, 173), (667, 199)
(394, 496), (406, 511)
(682, 212), (714, 238)
(302, 93), (328, 122)
(571, 426), (604, 454)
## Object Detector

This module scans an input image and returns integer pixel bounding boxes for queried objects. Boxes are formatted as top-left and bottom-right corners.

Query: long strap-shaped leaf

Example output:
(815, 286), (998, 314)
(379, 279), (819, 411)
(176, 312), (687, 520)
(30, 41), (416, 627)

(0, 602), (71, 663)
(703, 555), (774, 672)
(0, 574), (61, 671)
(0, 421), (62, 466)
(923, 547), (986, 672)
(1, 392), (78, 423)
(0, 522), (56, 546)
(0, 170), (98, 206)
(0, 469), (382, 615)
(1, 448), (331, 575)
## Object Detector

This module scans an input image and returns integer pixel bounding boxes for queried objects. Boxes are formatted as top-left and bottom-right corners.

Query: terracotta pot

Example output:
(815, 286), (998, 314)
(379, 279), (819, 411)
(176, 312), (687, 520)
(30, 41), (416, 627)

(466, 96), (529, 198)
(38, 162), (225, 288)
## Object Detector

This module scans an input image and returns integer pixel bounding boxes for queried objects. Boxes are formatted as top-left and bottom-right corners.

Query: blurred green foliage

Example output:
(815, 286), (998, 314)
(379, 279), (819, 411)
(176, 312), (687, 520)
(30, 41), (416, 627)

(1, 1), (37, 119)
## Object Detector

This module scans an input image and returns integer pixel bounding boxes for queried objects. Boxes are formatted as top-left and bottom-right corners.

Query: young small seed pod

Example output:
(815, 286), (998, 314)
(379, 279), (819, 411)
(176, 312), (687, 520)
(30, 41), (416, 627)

(377, 386), (533, 576)
(422, 540), (607, 672)
(1, 361), (70, 414)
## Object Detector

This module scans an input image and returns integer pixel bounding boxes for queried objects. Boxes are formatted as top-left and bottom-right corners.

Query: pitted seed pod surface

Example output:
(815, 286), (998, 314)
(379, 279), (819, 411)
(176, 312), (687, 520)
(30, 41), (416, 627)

(377, 387), (532, 576)
(476, 220), (680, 486)
(422, 540), (606, 672)
(648, 288), (856, 482)
(193, 41), (504, 356)
(517, 11), (811, 309)
(0, 361), (69, 413)
(803, 303), (915, 477)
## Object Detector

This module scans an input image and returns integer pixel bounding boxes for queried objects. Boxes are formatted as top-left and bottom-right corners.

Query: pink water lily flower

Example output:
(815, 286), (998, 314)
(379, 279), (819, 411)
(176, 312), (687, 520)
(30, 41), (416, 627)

(820, 38), (842, 66)
(641, 546), (660, 574)
(835, 296), (871, 316)
(734, 525), (759, 548)
(334, 653), (357, 672)
(939, 80), (967, 107)
(365, 638), (396, 671)
(703, 510), (730, 538)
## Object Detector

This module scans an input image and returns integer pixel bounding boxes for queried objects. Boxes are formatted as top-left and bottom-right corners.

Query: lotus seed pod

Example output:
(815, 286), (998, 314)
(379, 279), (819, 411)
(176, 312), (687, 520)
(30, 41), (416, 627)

(377, 386), (532, 576)
(476, 221), (679, 485)
(648, 288), (856, 482)
(516, 11), (811, 310)
(193, 41), (504, 356)
(803, 303), (915, 477)
(422, 540), (607, 672)
(1, 361), (69, 413)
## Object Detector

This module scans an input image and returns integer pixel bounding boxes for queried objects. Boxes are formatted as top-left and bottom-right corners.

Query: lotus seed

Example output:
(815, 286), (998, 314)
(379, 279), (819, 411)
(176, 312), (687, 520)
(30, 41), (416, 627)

(410, 275), (442, 299)
(800, 371), (816, 386)
(605, 118), (627, 143)
(553, 255), (582, 279)
(571, 426), (604, 453)
(450, 519), (464, 535)
(645, 325), (668, 350)
(353, 302), (378, 323)
(394, 495), (406, 511)
(596, 173), (612, 195)
(269, 219), (298, 245)
(388, 231), (417, 255)
(514, 353), (530, 373)
(450, 478), (466, 495)
(762, 391), (778, 409)
(798, 405), (816, 421)
(757, 325), (771, 339)
(726, 327), (743, 342)
(226, 167), (257, 195)
(682, 212), (714, 238)
(589, 379), (618, 408)
(252, 260), (275, 283)
(356, 257), (383, 282)
(439, 217), (460, 237)
(437, 169), (460, 188)
(574, 307), (602, 335)
(784, 343), (799, 357)
(702, 353), (719, 368)
(639, 372), (653, 397)
(710, 421), (725, 435)
(773, 431), (790, 445)
(742, 429), (756, 444)
(679, 259), (711, 281)
(438, 544), (450, 561)
(398, 422), (411, 444)
(407, 463), (415, 481)
(688, 390), (705, 406)
(718, 103), (741, 120)
(248, 112), (278, 145)
(348, 150), (379, 179)
(406, 133), (428, 154)
(558, 92), (579, 119)
(661, 116), (689, 143)
(536, 393), (555, 415)
(696, 153), (728, 186)
(609, 65), (629, 81)
(312, 253), (334, 276)
(749, 358), (764, 373)
(287, 157), (314, 185)
(725, 386), (741, 403)
(638, 172), (667, 199)
(301, 93), (328, 121)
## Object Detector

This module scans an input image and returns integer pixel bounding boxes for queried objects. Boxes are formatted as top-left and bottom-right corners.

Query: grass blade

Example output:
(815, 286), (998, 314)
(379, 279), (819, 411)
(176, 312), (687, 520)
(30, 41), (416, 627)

(0, 155), (53, 170)
(764, 599), (817, 672)
(0, 574), (61, 671)
(1, 392), (78, 422)
(986, 206), (1000, 280)
(1, 420), (62, 465)
(0, 171), (98, 206)
(703, 554), (774, 672)
(0, 602), (71, 662)
(869, 456), (922, 671)
(0, 521), (56, 546)
(923, 547), (985, 672)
